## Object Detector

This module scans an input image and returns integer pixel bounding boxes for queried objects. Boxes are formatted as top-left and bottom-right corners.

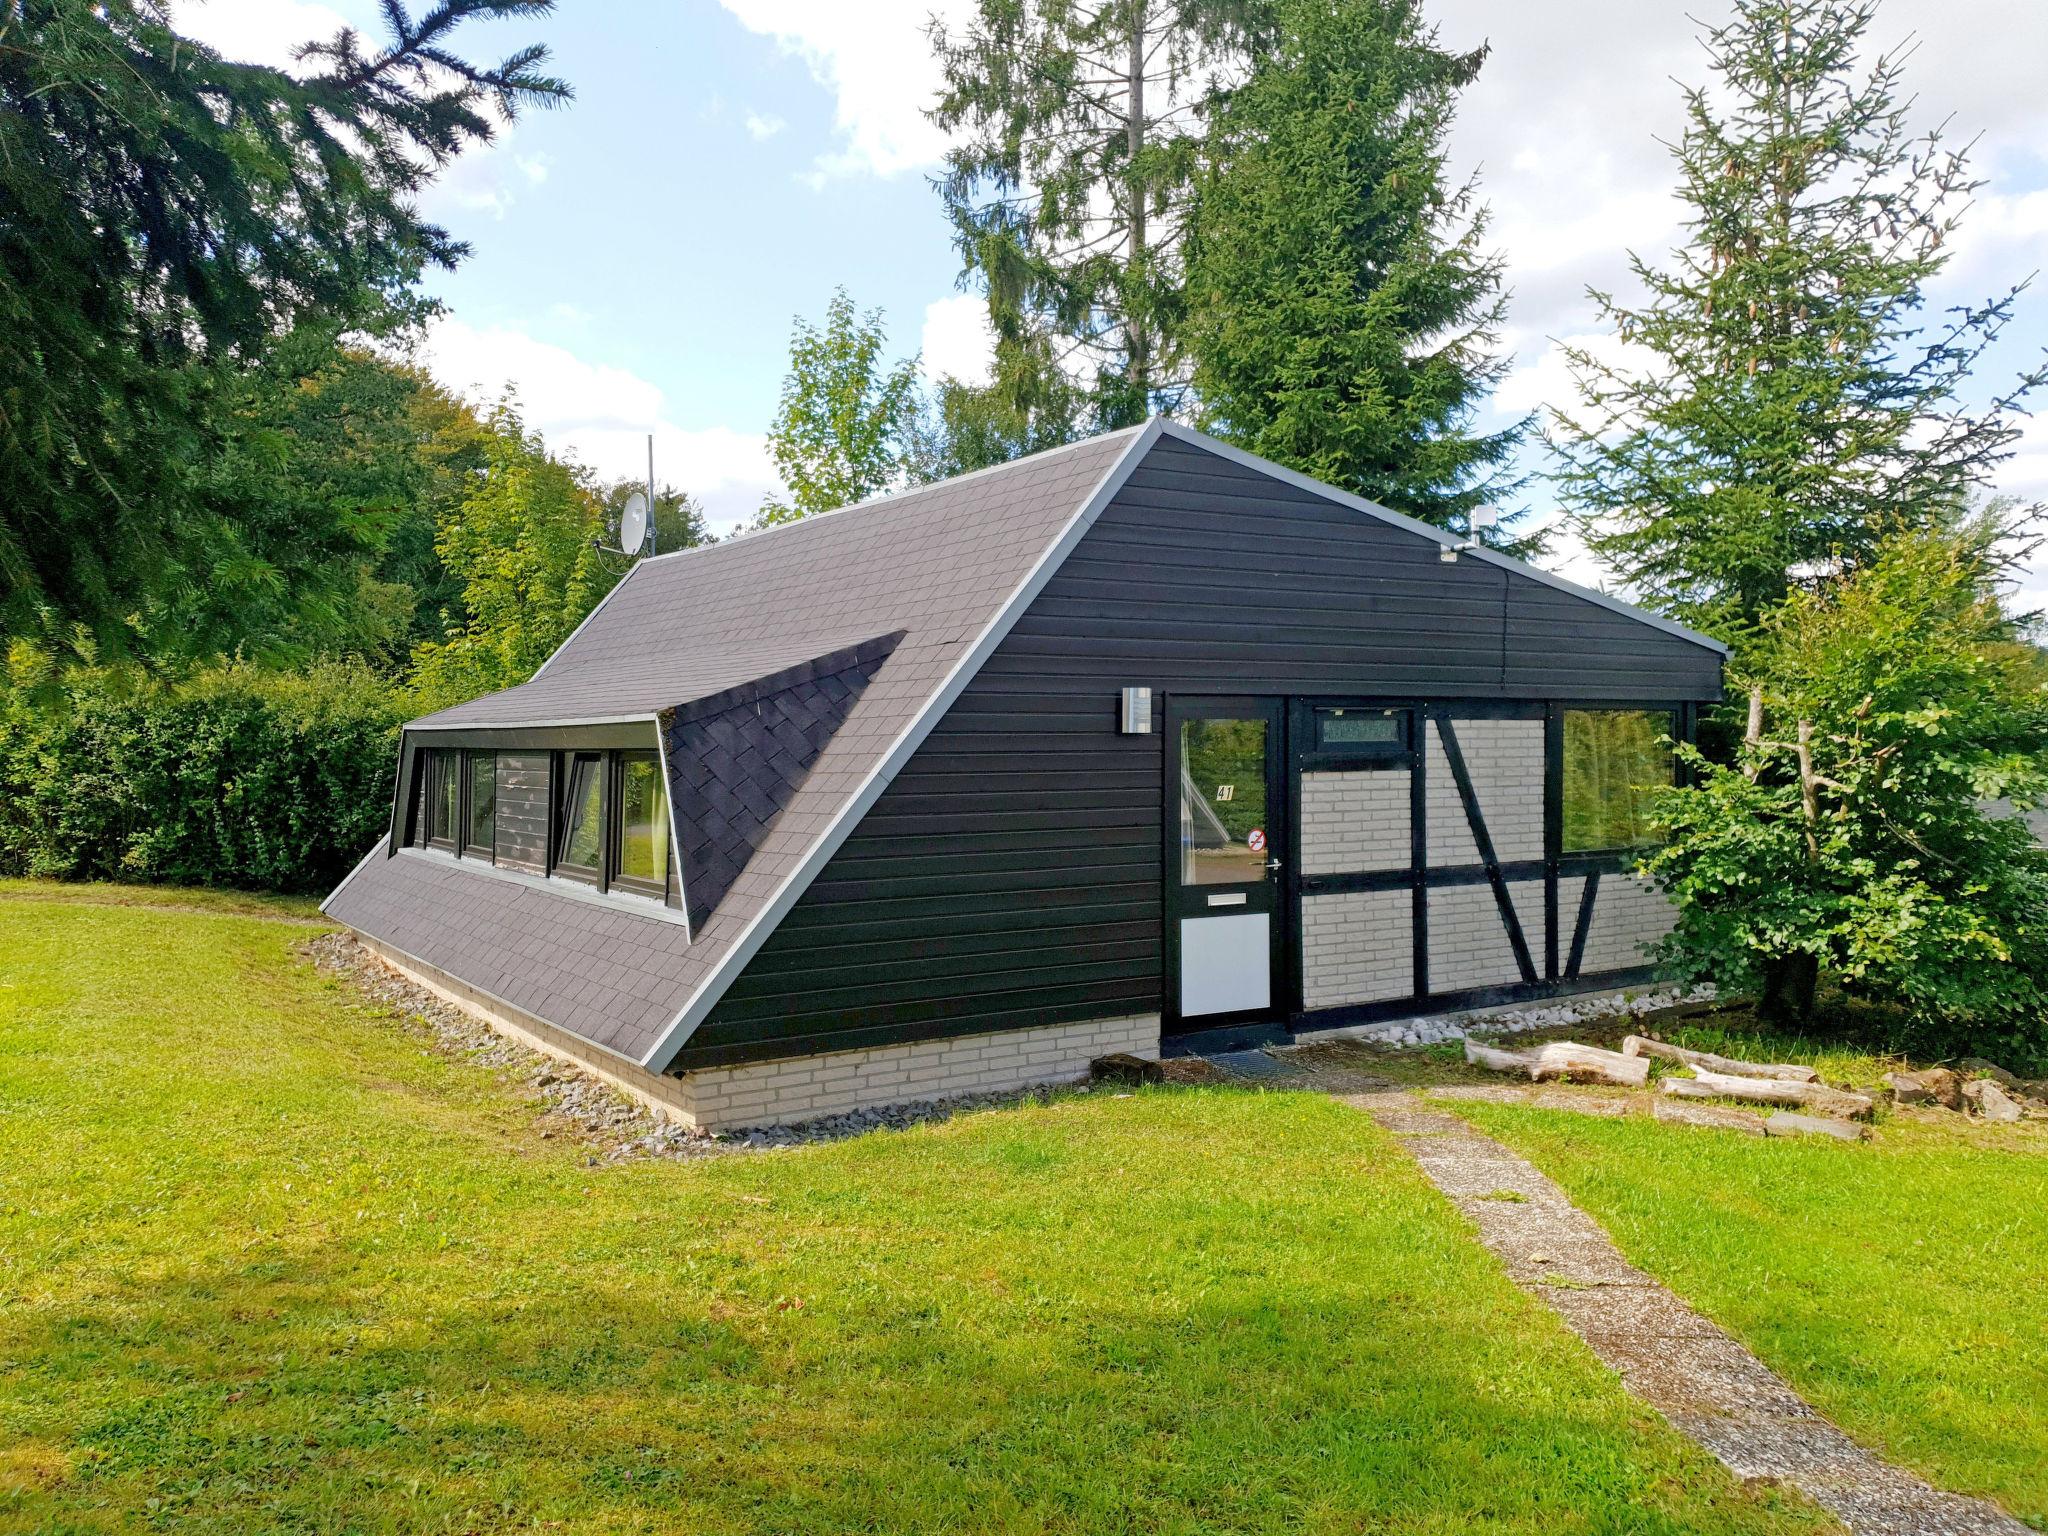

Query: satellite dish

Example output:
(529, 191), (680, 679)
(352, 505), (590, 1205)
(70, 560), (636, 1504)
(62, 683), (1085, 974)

(619, 490), (649, 555)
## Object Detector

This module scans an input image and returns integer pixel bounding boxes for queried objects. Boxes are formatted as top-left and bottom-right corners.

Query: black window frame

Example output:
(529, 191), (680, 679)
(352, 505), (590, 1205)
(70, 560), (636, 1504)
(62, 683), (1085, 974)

(421, 748), (459, 851)
(551, 750), (608, 886)
(609, 750), (672, 901)
(1560, 707), (1678, 855)
(461, 750), (497, 861)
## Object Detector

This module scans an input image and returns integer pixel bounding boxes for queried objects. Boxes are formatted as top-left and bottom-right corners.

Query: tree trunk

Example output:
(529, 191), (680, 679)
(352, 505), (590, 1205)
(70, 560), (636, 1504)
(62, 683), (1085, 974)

(1125, 3), (1149, 404)
(1758, 952), (1818, 1027)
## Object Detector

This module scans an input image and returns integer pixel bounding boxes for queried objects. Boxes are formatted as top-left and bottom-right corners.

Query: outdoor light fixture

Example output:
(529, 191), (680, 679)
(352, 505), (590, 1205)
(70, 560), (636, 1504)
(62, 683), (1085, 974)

(1119, 686), (1152, 734)
(1441, 506), (1500, 563)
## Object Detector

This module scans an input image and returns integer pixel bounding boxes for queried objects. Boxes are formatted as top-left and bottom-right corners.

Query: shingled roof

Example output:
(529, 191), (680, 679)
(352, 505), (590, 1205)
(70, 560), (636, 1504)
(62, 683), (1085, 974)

(326, 418), (1727, 1074)
(325, 426), (1149, 1065)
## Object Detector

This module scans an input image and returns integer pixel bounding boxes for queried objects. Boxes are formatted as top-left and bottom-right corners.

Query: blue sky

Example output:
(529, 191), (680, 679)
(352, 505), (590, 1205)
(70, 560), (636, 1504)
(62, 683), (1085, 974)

(187, 0), (2048, 595)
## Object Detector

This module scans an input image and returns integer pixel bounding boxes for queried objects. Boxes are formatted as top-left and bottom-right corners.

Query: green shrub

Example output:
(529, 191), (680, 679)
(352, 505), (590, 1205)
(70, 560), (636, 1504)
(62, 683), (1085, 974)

(0, 663), (406, 894)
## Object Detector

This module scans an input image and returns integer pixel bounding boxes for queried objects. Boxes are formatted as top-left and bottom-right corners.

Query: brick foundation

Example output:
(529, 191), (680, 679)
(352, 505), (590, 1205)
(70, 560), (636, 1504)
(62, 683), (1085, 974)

(355, 934), (1159, 1131)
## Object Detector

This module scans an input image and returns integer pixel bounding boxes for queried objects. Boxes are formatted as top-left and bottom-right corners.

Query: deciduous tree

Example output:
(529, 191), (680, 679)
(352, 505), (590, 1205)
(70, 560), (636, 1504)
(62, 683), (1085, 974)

(759, 290), (924, 524)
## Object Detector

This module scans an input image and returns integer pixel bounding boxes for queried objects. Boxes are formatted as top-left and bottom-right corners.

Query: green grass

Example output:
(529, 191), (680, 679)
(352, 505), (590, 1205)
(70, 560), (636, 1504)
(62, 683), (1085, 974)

(1452, 1101), (2048, 1529)
(0, 886), (1830, 1535)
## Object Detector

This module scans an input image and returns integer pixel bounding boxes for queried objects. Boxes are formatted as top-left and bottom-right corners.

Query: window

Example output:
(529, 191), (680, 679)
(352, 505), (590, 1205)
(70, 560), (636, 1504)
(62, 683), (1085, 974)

(613, 752), (670, 897)
(1179, 718), (1269, 885)
(423, 749), (458, 848)
(464, 752), (496, 858)
(1563, 710), (1675, 852)
(555, 752), (605, 880)
(1313, 707), (1406, 755)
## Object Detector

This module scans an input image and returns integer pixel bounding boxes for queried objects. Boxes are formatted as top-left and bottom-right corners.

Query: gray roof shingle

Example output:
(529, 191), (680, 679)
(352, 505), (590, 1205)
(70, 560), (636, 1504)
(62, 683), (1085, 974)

(326, 428), (1146, 1062)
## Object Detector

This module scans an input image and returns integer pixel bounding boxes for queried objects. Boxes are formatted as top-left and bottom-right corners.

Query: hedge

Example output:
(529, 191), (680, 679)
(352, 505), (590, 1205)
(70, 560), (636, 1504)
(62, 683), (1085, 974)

(0, 663), (408, 895)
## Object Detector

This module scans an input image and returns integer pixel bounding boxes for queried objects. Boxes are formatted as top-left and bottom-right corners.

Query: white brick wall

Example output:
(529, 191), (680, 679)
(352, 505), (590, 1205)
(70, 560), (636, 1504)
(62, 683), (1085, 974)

(1426, 718), (1545, 866)
(676, 1013), (1160, 1129)
(1561, 871), (1676, 975)
(1427, 879), (1544, 991)
(1302, 888), (1412, 1007)
(1300, 769), (1410, 874)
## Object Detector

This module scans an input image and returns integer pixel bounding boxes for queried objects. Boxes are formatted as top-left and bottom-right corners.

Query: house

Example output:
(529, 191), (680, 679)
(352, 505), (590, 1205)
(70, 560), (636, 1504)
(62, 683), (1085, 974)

(323, 419), (1724, 1128)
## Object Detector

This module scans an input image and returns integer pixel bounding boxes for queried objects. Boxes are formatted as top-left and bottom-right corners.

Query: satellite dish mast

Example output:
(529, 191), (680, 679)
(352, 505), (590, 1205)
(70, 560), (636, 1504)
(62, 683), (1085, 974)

(600, 433), (659, 558)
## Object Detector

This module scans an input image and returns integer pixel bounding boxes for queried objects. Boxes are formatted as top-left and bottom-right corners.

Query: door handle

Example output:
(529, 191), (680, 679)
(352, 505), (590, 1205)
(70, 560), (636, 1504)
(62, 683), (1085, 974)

(1265, 858), (1284, 872)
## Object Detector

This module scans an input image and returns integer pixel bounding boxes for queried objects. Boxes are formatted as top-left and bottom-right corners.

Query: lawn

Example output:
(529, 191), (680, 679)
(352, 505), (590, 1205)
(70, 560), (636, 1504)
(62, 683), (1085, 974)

(1451, 1085), (2048, 1529)
(0, 886), (1829, 1535)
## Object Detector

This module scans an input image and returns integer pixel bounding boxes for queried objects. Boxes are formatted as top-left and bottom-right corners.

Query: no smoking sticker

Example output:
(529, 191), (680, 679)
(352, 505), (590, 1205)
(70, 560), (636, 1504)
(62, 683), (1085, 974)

(1246, 828), (1267, 853)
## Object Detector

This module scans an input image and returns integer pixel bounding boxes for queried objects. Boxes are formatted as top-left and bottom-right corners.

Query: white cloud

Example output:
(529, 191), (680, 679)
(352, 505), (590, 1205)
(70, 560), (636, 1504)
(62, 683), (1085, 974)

(744, 110), (788, 141)
(414, 318), (779, 535)
(918, 293), (994, 386)
(176, 0), (349, 70)
(715, 0), (970, 180)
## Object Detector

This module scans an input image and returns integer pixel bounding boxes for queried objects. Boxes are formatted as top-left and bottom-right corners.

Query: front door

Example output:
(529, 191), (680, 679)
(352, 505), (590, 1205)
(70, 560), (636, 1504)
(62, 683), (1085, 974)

(1166, 698), (1286, 1033)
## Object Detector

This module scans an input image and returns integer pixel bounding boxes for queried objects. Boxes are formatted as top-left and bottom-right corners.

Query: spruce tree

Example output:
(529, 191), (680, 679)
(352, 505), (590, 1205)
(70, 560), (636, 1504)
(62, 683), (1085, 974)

(1185, 0), (1527, 538)
(0, 0), (568, 659)
(1552, 0), (2044, 646)
(927, 0), (1274, 432)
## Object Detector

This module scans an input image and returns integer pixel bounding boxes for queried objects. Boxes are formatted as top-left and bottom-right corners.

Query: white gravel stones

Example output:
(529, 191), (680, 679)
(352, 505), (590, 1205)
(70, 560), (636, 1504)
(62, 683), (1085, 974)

(1298, 984), (1716, 1053)
(305, 932), (1068, 1162)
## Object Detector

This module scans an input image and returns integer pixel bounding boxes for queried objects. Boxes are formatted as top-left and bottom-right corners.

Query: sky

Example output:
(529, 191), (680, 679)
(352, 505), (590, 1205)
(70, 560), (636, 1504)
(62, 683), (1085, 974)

(183, 0), (2048, 597)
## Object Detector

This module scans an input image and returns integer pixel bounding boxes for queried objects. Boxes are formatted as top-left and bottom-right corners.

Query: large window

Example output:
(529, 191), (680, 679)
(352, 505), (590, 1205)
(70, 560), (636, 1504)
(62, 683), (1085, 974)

(548, 748), (674, 902)
(1563, 710), (1675, 852)
(412, 741), (675, 906)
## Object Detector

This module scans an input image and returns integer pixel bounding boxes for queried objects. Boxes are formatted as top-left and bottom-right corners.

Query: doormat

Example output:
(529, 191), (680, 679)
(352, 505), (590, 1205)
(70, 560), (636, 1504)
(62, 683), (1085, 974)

(1209, 1049), (1307, 1082)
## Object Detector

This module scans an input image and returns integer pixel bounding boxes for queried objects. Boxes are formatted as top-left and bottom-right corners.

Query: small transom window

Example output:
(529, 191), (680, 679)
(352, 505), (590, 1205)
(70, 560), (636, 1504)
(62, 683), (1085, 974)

(1314, 708), (1406, 755)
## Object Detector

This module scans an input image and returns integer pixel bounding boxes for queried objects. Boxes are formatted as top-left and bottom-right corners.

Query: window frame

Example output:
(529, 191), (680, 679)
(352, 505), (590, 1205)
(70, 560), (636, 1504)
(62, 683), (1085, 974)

(1560, 707), (1678, 856)
(551, 750), (608, 886)
(461, 750), (497, 861)
(609, 750), (672, 901)
(421, 748), (459, 851)
(1310, 706), (1410, 759)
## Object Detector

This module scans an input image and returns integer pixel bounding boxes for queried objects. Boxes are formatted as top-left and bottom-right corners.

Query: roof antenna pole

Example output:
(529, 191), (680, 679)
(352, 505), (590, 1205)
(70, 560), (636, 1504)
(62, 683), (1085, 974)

(647, 432), (657, 557)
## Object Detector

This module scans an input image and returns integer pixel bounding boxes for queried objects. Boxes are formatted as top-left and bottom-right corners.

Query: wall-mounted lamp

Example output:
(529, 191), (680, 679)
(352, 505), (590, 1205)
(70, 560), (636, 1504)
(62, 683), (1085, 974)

(1119, 686), (1152, 734)
(1439, 505), (1499, 563)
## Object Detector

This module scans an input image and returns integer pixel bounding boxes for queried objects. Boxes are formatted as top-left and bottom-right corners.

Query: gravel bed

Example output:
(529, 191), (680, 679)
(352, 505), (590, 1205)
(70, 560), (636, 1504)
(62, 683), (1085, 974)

(303, 932), (1080, 1162)
(1295, 983), (1717, 1051)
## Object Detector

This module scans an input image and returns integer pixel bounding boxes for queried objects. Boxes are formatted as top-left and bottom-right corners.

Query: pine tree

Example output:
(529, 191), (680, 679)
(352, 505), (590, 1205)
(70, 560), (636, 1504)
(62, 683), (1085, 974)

(1552, 0), (2045, 646)
(0, 0), (568, 659)
(1185, 0), (1527, 538)
(927, 0), (1274, 432)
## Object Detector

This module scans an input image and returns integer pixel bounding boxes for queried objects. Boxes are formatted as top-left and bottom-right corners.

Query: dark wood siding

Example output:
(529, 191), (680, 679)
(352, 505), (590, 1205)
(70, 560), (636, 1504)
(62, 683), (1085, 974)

(495, 753), (550, 874)
(682, 436), (1721, 1066)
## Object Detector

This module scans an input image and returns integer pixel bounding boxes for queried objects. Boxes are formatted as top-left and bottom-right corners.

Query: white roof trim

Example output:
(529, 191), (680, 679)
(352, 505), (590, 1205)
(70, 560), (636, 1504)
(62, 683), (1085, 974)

(1151, 420), (1731, 657)
(636, 418), (1170, 1073)
(405, 712), (664, 732)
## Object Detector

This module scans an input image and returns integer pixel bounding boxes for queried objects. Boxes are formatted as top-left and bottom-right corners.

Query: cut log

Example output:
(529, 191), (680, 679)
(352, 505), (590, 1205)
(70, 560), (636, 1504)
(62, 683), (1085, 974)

(1621, 1034), (1818, 1082)
(1663, 1067), (1874, 1121)
(1463, 1038), (1650, 1088)
(1464, 1039), (1541, 1077)
(1530, 1042), (1651, 1088)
